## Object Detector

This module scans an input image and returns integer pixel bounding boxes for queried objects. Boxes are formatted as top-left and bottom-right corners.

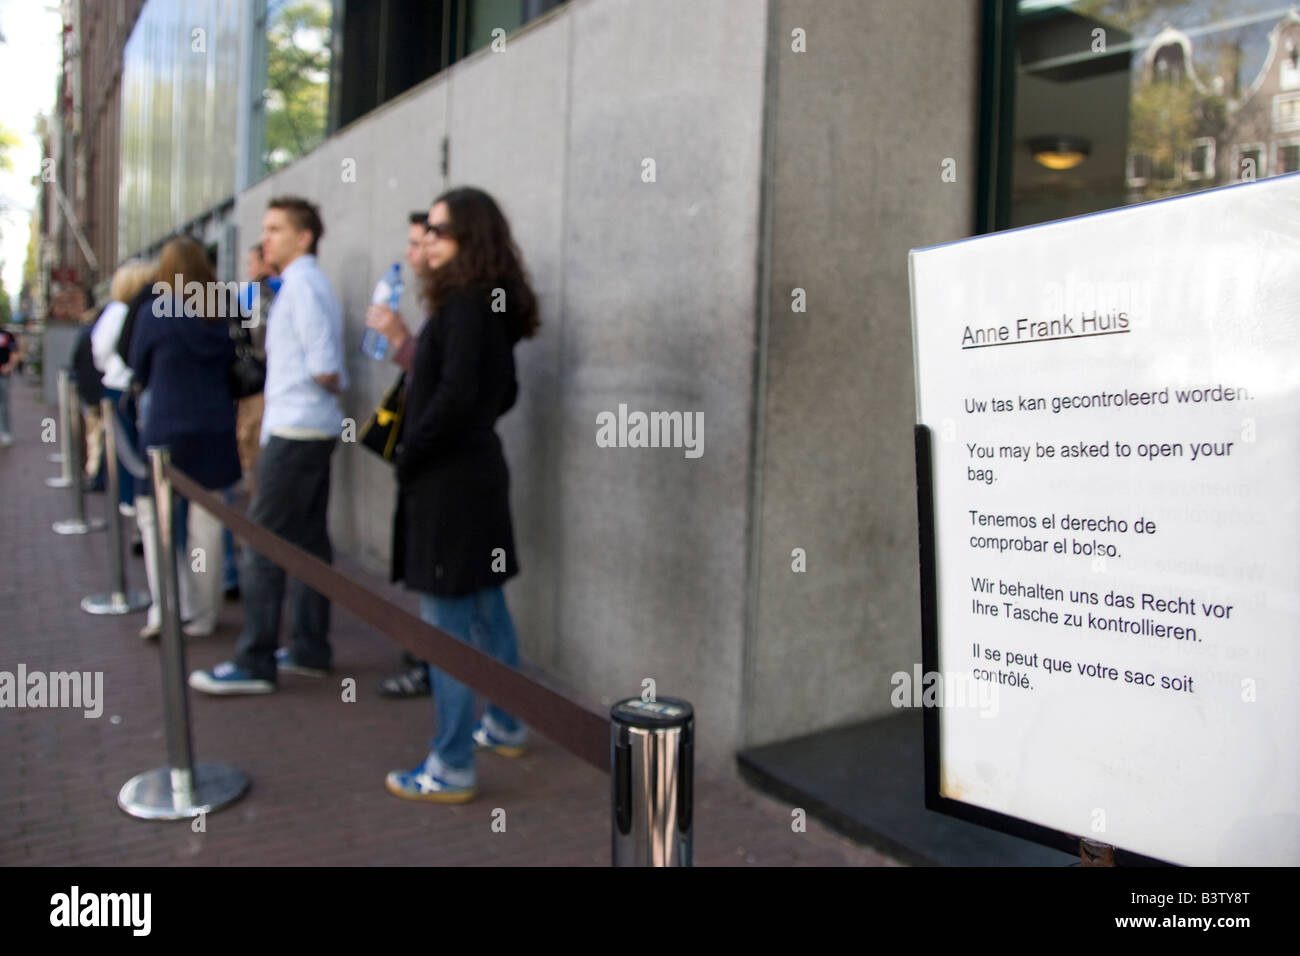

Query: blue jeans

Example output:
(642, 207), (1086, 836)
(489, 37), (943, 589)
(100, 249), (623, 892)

(420, 587), (522, 772)
(221, 487), (238, 591)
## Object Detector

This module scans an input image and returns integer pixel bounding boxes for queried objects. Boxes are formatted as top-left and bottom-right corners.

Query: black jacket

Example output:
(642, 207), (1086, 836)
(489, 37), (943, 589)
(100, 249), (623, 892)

(73, 323), (104, 406)
(116, 282), (156, 367)
(391, 285), (522, 596)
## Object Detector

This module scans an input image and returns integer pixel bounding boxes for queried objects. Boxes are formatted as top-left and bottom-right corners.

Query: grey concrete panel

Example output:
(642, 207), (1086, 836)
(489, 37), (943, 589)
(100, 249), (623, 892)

(747, 0), (981, 746)
(559, 0), (768, 762)
(445, 17), (570, 670)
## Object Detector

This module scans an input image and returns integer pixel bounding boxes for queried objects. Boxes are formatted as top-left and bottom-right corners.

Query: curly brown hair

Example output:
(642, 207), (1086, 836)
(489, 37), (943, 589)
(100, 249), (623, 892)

(421, 187), (540, 340)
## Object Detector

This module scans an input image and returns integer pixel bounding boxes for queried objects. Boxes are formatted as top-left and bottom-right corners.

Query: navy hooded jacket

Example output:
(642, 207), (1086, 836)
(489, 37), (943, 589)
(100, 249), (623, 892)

(128, 291), (241, 490)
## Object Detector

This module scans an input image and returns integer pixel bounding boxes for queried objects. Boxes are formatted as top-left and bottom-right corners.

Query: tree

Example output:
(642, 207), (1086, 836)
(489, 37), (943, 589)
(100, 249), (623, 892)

(0, 271), (12, 326)
(0, 124), (16, 173)
(0, 122), (19, 230)
(22, 213), (39, 292)
(263, 0), (332, 172)
(1073, 0), (1233, 33)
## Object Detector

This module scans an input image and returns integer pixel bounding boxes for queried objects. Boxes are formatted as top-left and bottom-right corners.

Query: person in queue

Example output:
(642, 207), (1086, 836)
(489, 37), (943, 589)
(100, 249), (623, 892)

(365, 186), (539, 802)
(375, 210), (438, 700)
(128, 236), (241, 639)
(190, 196), (347, 694)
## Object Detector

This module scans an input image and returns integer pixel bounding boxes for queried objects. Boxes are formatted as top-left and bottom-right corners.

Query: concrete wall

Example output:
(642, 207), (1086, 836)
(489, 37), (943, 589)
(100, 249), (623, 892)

(744, 0), (981, 746)
(235, 0), (770, 764)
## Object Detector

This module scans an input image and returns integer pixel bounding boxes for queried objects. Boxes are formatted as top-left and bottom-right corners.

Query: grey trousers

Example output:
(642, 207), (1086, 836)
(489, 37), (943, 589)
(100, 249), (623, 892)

(233, 435), (337, 681)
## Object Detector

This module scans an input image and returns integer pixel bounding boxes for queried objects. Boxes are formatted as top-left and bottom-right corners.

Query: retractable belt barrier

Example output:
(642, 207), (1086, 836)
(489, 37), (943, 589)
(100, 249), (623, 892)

(164, 463), (611, 773)
(103, 447), (692, 862)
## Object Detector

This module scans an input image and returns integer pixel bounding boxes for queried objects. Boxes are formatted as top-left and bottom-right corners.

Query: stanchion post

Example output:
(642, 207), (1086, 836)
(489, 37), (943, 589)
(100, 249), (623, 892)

(81, 398), (149, 614)
(154, 447), (195, 782)
(610, 697), (694, 866)
(44, 370), (73, 483)
(117, 447), (249, 820)
(52, 379), (105, 535)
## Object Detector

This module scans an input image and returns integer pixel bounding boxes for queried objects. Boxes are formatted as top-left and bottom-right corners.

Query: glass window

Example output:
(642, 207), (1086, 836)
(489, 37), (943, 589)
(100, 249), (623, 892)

(335, 0), (446, 130)
(261, 0), (334, 175)
(119, 0), (241, 259)
(329, 1), (566, 132)
(454, 0), (564, 59)
(1234, 143), (1264, 180)
(1279, 142), (1300, 172)
(1186, 137), (1215, 179)
(1274, 92), (1300, 130)
(988, 1), (1300, 230)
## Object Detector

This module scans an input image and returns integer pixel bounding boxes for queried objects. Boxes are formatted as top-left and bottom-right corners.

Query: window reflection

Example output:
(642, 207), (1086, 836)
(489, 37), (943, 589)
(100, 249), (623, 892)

(1011, 1), (1299, 227)
(262, 0), (333, 174)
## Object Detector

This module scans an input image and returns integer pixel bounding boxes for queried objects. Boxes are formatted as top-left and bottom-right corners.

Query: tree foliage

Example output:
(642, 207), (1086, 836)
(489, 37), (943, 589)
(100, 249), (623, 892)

(263, 0), (332, 172)
(0, 122), (20, 245)
(0, 123), (17, 173)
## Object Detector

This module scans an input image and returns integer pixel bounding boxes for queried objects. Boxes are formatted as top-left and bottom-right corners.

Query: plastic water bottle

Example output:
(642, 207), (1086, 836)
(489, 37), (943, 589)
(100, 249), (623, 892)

(361, 263), (404, 360)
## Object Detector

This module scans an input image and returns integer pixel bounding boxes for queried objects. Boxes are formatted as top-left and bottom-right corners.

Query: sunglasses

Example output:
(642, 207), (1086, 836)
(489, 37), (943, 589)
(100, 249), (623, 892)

(425, 221), (453, 239)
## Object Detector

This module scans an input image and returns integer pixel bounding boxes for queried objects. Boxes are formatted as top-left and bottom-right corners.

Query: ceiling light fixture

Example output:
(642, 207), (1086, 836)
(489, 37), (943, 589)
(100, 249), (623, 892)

(1029, 135), (1091, 170)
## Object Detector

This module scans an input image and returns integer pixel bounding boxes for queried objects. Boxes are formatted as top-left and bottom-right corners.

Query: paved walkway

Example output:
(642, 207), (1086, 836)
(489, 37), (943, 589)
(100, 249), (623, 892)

(0, 376), (899, 866)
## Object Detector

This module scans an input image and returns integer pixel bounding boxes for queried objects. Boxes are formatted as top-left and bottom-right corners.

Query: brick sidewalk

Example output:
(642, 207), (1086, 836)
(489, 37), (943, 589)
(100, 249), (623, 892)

(0, 377), (899, 866)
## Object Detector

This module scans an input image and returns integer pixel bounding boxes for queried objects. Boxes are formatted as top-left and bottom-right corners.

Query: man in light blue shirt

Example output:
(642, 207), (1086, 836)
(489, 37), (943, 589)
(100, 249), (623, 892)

(191, 196), (347, 695)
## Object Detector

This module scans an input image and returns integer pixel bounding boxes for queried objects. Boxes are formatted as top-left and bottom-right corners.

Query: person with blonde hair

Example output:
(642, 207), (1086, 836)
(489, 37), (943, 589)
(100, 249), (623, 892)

(90, 259), (157, 511)
(129, 236), (241, 639)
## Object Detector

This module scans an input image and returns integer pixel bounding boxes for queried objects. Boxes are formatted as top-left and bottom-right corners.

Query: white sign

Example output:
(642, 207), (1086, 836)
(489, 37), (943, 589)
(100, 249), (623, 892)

(909, 174), (1300, 866)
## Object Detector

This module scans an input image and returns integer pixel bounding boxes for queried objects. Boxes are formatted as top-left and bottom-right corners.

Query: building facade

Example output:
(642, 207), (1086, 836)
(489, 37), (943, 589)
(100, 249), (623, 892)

(48, 0), (1298, 770)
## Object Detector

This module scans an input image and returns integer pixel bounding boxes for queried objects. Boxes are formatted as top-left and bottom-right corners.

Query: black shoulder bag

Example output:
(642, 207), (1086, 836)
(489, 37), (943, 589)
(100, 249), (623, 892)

(358, 372), (407, 462)
(228, 319), (266, 398)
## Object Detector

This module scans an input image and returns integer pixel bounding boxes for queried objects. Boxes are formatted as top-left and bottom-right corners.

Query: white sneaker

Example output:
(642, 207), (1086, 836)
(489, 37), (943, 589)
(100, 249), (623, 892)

(139, 611), (161, 639)
(188, 662), (275, 696)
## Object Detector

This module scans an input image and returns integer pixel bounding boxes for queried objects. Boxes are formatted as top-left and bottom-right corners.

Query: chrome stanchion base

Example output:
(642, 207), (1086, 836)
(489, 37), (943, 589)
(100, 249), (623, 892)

(118, 763), (250, 820)
(81, 589), (151, 615)
(53, 517), (107, 534)
(45, 476), (74, 488)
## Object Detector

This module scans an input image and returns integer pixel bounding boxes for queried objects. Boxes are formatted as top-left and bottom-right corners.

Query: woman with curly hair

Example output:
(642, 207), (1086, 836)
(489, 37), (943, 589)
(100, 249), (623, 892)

(366, 186), (540, 803)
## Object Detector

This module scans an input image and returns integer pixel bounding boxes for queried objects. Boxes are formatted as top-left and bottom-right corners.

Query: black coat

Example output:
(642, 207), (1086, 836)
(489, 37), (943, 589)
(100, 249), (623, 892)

(73, 323), (104, 406)
(391, 286), (522, 596)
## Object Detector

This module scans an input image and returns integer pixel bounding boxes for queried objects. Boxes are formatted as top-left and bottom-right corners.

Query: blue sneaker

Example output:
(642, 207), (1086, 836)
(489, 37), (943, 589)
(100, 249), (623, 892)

(472, 717), (528, 758)
(275, 647), (329, 677)
(188, 661), (275, 695)
(385, 754), (476, 804)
